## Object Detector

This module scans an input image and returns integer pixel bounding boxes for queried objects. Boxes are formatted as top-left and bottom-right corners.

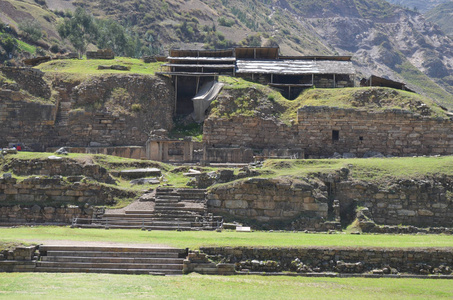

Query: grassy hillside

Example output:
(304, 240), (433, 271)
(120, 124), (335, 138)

(386, 0), (449, 12)
(211, 78), (449, 124)
(35, 57), (163, 81)
(426, 1), (453, 37)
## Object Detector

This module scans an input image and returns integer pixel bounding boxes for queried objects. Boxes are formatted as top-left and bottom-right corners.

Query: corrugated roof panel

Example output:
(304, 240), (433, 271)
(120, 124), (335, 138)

(236, 59), (355, 75)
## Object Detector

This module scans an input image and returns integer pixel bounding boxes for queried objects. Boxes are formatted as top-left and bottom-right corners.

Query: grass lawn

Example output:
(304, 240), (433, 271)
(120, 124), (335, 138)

(36, 58), (164, 80)
(0, 273), (452, 299)
(1, 227), (453, 249)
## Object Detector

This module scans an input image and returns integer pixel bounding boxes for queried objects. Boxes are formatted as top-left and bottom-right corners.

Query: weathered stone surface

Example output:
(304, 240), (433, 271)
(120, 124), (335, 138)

(119, 168), (162, 179)
(0, 72), (174, 151)
(204, 104), (453, 161)
(201, 246), (453, 275)
(208, 177), (329, 230)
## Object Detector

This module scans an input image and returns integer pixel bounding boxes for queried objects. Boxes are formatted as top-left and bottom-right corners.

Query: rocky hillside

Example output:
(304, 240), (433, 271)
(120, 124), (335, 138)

(0, 0), (452, 108)
(425, 1), (453, 37)
(385, 0), (449, 12)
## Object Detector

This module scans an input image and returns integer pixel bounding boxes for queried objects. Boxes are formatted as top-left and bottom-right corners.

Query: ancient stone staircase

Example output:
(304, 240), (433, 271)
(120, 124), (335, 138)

(79, 188), (223, 230)
(35, 245), (186, 275)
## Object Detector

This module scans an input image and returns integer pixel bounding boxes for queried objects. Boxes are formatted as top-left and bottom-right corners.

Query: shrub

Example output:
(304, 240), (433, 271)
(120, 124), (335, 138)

(131, 103), (142, 112)
(218, 17), (235, 27)
(19, 19), (43, 42)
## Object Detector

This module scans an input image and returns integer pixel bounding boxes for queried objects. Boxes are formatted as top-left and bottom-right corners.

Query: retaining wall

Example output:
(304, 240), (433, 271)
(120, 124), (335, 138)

(200, 246), (453, 274)
(207, 177), (329, 228)
(335, 178), (453, 227)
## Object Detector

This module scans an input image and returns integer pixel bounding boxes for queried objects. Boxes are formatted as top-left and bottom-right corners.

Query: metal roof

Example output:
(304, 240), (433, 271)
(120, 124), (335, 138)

(236, 59), (355, 75)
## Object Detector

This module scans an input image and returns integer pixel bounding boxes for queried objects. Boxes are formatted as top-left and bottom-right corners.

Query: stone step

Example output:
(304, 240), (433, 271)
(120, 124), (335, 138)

(103, 214), (154, 219)
(152, 213), (200, 219)
(40, 245), (185, 253)
(36, 261), (183, 270)
(35, 267), (182, 275)
(99, 220), (193, 227)
(45, 251), (181, 258)
(154, 203), (186, 208)
(146, 225), (194, 231)
(125, 210), (155, 215)
(154, 208), (205, 213)
(42, 256), (184, 264)
(156, 195), (180, 200)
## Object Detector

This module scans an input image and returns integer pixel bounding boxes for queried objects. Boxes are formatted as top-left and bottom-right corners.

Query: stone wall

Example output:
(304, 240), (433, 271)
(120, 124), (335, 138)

(203, 116), (296, 149)
(200, 246), (453, 275)
(0, 90), (58, 151)
(297, 106), (453, 157)
(0, 205), (94, 224)
(47, 146), (146, 160)
(203, 105), (453, 162)
(5, 157), (114, 183)
(0, 176), (135, 206)
(0, 67), (51, 98)
(207, 177), (329, 229)
(0, 73), (174, 150)
(335, 177), (453, 227)
(86, 49), (115, 59)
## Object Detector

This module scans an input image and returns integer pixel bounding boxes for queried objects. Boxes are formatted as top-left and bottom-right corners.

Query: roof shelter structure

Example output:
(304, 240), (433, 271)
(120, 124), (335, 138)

(360, 75), (415, 93)
(156, 47), (357, 113)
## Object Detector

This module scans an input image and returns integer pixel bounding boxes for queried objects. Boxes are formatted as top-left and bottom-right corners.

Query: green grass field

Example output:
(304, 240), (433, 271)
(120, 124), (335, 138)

(0, 273), (452, 299)
(36, 58), (163, 79)
(1, 228), (452, 299)
(1, 227), (453, 249)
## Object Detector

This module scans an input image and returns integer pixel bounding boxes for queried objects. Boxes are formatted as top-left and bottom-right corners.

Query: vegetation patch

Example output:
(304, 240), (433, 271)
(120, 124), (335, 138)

(36, 58), (163, 80)
(211, 79), (448, 124)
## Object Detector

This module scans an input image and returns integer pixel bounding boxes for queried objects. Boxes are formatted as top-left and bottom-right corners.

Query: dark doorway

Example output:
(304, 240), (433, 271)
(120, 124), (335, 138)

(332, 130), (339, 141)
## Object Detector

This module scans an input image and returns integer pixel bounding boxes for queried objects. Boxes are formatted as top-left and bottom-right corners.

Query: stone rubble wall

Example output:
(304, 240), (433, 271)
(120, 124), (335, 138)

(0, 72), (174, 150)
(0, 93), (58, 151)
(0, 205), (93, 224)
(86, 49), (115, 59)
(335, 178), (453, 227)
(48, 146), (147, 160)
(200, 246), (453, 275)
(0, 67), (51, 99)
(0, 176), (135, 207)
(207, 177), (329, 227)
(5, 157), (114, 183)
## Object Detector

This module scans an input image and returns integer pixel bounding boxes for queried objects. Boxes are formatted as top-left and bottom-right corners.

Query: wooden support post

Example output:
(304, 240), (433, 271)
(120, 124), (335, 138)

(312, 74), (314, 86)
(271, 74), (274, 83)
(174, 76), (178, 115)
(196, 76), (200, 94)
(333, 74), (336, 88)
(254, 48), (256, 59)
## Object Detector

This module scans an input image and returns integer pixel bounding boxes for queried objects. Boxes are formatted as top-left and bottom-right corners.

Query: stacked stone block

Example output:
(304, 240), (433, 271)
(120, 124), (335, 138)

(201, 247), (453, 275)
(335, 178), (453, 228)
(208, 177), (329, 228)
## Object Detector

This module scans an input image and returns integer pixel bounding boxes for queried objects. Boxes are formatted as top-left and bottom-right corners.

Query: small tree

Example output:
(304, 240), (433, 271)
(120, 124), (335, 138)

(0, 34), (18, 55)
(57, 7), (98, 57)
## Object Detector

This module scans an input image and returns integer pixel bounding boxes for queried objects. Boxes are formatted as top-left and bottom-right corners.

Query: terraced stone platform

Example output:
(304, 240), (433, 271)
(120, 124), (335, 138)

(75, 188), (223, 230)
(36, 245), (187, 275)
